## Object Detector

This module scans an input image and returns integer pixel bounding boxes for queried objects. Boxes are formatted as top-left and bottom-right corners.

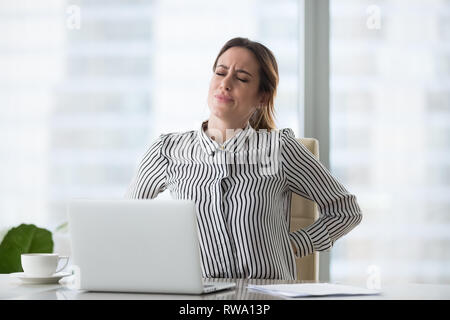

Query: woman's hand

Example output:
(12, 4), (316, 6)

(290, 239), (298, 256)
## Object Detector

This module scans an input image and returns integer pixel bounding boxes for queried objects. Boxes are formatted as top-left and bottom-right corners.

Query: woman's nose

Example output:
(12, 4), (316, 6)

(220, 75), (232, 91)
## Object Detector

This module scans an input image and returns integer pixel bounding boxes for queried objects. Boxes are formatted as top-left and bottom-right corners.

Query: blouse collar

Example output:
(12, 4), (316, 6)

(197, 120), (254, 156)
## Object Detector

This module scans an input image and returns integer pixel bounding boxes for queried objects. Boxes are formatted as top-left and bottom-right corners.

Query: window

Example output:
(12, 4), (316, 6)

(330, 0), (450, 284)
(0, 0), (302, 232)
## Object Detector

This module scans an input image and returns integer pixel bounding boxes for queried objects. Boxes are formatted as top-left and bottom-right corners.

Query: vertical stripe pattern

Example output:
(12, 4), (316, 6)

(126, 121), (362, 280)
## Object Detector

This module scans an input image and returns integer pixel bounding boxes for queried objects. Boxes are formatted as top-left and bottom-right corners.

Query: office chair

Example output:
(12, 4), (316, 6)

(289, 138), (320, 281)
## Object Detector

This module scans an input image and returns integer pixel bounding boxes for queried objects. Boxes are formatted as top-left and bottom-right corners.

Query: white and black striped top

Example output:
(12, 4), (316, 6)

(126, 120), (362, 280)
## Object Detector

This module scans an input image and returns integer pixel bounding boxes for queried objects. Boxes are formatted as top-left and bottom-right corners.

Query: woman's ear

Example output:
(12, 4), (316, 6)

(258, 92), (269, 108)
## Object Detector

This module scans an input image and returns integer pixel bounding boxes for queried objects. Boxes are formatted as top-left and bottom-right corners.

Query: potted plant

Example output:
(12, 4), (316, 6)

(0, 224), (54, 273)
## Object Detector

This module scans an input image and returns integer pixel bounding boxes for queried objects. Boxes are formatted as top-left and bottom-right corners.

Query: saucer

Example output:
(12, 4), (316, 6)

(10, 272), (72, 284)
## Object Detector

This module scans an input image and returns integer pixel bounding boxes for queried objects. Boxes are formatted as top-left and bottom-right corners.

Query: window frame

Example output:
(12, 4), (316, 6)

(300, 0), (331, 282)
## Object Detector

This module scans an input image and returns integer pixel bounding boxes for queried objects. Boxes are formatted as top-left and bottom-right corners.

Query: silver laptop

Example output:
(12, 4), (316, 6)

(67, 199), (236, 294)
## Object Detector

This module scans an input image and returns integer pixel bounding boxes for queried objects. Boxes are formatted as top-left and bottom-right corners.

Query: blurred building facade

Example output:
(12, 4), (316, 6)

(330, 0), (450, 285)
(0, 0), (301, 229)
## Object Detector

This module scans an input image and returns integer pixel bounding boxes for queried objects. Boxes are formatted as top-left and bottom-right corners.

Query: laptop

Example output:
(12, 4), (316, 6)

(67, 199), (236, 294)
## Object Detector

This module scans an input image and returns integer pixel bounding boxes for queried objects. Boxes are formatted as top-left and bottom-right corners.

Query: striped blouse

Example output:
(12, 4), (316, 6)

(126, 120), (362, 280)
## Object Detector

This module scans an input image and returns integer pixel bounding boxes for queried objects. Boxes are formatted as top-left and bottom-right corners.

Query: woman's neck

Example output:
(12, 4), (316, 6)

(205, 117), (248, 145)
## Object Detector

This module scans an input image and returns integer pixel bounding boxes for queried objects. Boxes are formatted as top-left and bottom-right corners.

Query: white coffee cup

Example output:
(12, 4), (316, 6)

(21, 253), (69, 277)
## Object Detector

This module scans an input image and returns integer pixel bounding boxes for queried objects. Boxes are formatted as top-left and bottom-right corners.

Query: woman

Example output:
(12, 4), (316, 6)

(126, 37), (362, 280)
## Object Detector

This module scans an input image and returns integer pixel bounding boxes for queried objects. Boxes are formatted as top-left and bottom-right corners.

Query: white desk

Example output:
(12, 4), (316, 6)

(1, 275), (450, 300)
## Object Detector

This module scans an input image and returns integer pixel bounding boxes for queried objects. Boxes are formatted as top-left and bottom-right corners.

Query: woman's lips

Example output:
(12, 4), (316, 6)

(215, 94), (234, 103)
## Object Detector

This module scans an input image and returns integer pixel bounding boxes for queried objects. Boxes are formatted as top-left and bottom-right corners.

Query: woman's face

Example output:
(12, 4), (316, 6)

(207, 46), (264, 126)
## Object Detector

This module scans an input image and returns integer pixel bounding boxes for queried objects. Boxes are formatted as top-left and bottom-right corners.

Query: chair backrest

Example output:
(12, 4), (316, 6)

(290, 138), (320, 281)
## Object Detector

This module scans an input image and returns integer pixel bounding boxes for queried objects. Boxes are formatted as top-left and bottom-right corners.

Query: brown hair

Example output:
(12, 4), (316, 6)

(212, 37), (279, 131)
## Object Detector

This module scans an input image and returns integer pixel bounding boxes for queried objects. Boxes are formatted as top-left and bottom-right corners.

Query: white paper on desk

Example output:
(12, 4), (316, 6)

(247, 283), (381, 298)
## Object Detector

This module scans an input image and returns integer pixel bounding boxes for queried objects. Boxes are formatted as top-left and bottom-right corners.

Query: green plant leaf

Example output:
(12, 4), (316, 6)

(0, 224), (53, 274)
(54, 221), (68, 234)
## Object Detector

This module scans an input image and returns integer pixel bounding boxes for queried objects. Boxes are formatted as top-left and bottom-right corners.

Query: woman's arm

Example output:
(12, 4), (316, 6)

(280, 129), (363, 258)
(125, 134), (168, 199)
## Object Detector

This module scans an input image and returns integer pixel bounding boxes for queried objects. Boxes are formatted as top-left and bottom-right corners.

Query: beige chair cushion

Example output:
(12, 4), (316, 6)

(290, 138), (319, 281)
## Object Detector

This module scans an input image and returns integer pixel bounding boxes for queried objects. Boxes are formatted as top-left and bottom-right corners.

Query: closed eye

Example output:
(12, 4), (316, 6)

(215, 72), (248, 83)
